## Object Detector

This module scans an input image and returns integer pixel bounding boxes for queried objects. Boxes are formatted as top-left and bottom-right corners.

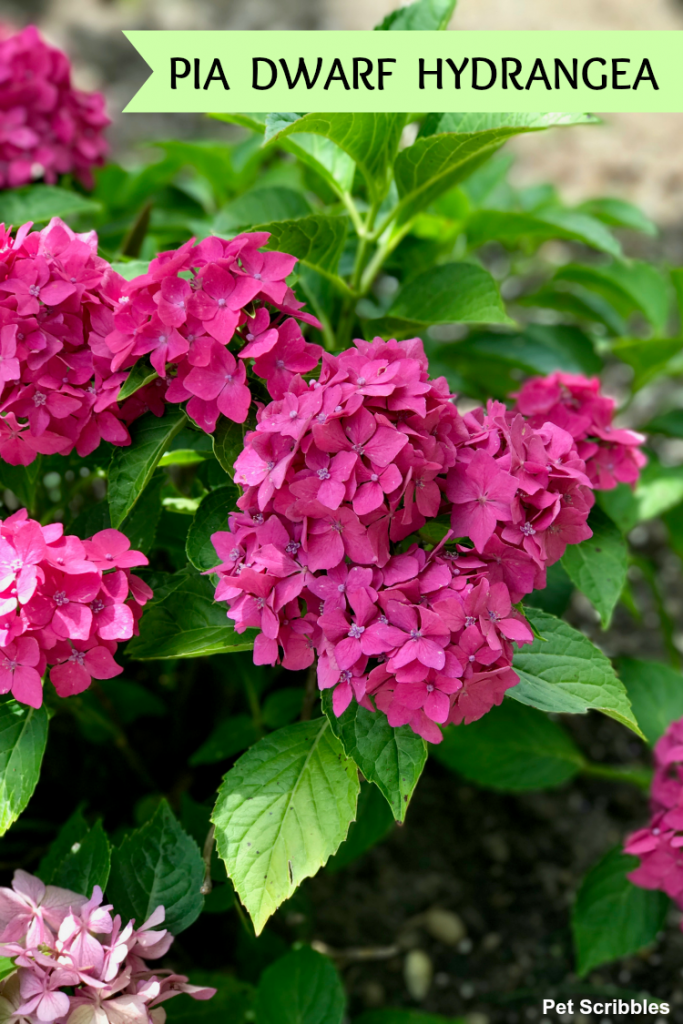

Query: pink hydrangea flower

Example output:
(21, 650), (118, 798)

(0, 25), (109, 189)
(209, 335), (646, 742)
(0, 870), (214, 1023)
(0, 511), (151, 708)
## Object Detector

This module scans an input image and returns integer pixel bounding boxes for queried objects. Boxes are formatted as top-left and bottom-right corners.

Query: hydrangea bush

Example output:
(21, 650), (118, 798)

(0, 0), (682, 1018)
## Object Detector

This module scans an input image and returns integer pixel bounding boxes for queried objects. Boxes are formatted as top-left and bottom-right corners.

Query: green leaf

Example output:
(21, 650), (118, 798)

(264, 113), (406, 203)
(322, 691), (426, 823)
(118, 471), (164, 556)
(644, 409), (683, 438)
(561, 507), (628, 628)
(107, 798), (204, 934)
(38, 809), (89, 883)
(374, 262), (511, 337)
(611, 337), (682, 391)
(0, 460), (43, 512)
(213, 187), (311, 234)
(527, 561), (575, 618)
(0, 185), (100, 226)
(117, 361), (159, 402)
(511, 608), (643, 738)
(186, 484), (239, 571)
(396, 115), (596, 223)
(208, 112), (267, 132)
(618, 657), (683, 746)
(158, 449), (209, 467)
(255, 215), (348, 279)
(262, 688), (305, 729)
(433, 699), (584, 791)
(326, 782), (394, 872)
(554, 261), (670, 333)
(49, 821), (111, 896)
(572, 848), (669, 975)
(433, 324), (601, 398)
(153, 139), (237, 203)
(279, 134), (356, 196)
(165, 973), (255, 1023)
(109, 260), (151, 282)
(256, 946), (345, 1024)
(127, 572), (256, 660)
(212, 719), (359, 934)
(189, 714), (259, 766)
(213, 416), (246, 477)
(599, 458), (683, 533)
(108, 407), (186, 528)
(465, 207), (621, 257)
(578, 197), (657, 236)
(100, 679), (167, 725)
(375, 0), (456, 29)
(422, 112), (597, 137)
(0, 698), (48, 836)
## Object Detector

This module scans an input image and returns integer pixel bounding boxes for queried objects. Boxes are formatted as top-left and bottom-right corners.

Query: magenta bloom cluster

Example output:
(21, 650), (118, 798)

(513, 371), (646, 490)
(625, 716), (683, 911)
(0, 217), (132, 466)
(0, 869), (214, 1023)
(0, 25), (109, 190)
(0, 509), (152, 708)
(0, 220), (322, 466)
(208, 337), (611, 743)
(102, 233), (322, 433)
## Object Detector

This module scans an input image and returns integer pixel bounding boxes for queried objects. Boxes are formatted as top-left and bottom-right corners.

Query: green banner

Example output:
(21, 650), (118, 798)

(122, 30), (683, 113)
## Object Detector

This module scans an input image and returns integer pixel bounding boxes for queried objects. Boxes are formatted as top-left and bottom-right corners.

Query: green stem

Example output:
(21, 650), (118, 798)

(581, 762), (652, 790)
(243, 671), (265, 738)
(359, 220), (415, 296)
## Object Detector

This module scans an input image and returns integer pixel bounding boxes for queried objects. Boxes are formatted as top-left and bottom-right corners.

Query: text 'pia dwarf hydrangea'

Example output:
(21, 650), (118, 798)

(208, 337), (641, 743)
(0, 25), (109, 189)
(0, 509), (152, 708)
(0, 869), (214, 1023)
(625, 716), (683, 916)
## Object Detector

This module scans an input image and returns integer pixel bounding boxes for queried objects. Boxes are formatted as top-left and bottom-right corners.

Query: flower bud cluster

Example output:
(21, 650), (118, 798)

(209, 337), (622, 742)
(0, 509), (152, 708)
(0, 25), (109, 189)
(0, 869), (214, 1023)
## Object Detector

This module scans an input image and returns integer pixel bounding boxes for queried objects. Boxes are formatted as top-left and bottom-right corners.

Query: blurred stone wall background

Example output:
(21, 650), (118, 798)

(2, 0), (683, 227)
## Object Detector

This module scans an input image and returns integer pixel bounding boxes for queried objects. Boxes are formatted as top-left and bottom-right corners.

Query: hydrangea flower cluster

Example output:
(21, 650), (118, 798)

(624, 716), (683, 910)
(0, 219), (321, 465)
(513, 371), (646, 490)
(0, 25), (109, 189)
(102, 233), (322, 433)
(208, 337), (617, 743)
(0, 217), (132, 466)
(0, 869), (214, 1023)
(0, 509), (152, 709)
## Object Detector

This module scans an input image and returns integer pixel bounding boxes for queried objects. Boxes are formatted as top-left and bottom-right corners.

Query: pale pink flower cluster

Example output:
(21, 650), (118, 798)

(513, 371), (646, 490)
(0, 218), (131, 466)
(625, 717), (683, 909)
(0, 25), (109, 189)
(0, 509), (152, 708)
(101, 233), (322, 433)
(0, 869), (214, 1023)
(208, 337), (612, 743)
